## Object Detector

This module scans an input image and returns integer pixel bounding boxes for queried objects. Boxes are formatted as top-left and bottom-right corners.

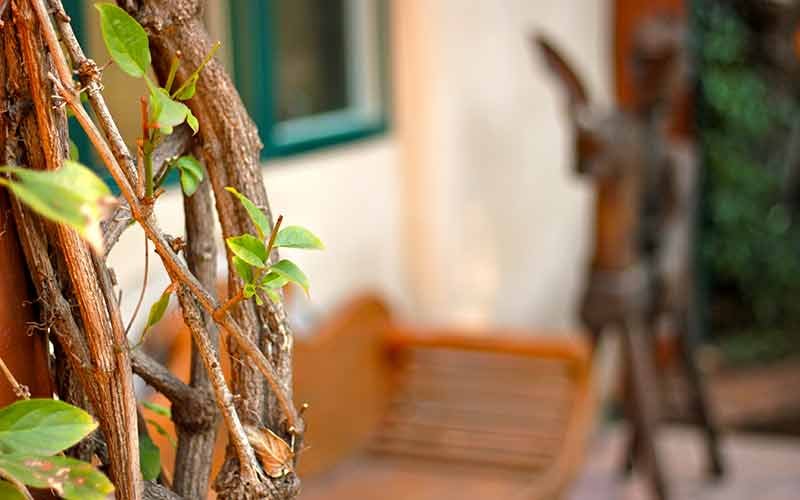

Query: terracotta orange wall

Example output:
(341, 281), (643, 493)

(0, 193), (52, 403)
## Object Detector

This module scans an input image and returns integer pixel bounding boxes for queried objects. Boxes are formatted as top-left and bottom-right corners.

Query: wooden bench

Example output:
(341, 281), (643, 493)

(294, 294), (594, 499)
(146, 293), (594, 498)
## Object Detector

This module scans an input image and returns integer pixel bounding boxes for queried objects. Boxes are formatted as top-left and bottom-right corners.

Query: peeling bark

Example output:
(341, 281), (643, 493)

(1, 0), (302, 497)
(119, 1), (301, 497)
(173, 174), (221, 498)
(2, 2), (141, 498)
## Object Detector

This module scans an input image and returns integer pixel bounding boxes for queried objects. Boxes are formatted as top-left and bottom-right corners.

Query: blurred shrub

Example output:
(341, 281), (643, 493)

(694, 0), (800, 360)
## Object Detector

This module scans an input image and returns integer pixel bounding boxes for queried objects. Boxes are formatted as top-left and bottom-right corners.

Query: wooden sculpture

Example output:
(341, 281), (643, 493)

(628, 16), (724, 480)
(535, 14), (724, 500)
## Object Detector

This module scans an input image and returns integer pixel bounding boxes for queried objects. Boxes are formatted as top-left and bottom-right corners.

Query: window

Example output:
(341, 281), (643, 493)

(62, 0), (389, 168)
(230, 0), (388, 158)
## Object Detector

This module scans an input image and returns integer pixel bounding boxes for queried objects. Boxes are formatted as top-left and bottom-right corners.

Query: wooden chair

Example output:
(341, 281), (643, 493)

(294, 294), (594, 500)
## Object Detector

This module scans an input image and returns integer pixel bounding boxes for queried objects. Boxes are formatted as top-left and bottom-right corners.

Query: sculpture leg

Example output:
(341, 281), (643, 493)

(620, 317), (669, 500)
(677, 326), (725, 478)
(621, 370), (639, 476)
(621, 325), (659, 477)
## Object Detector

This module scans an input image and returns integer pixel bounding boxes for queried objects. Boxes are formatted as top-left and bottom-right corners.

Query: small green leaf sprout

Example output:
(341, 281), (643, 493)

(223, 188), (323, 307)
(132, 284), (176, 349)
(96, 2), (218, 199)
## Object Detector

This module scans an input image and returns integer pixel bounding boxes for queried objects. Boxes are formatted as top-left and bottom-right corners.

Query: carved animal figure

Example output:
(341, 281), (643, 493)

(535, 35), (648, 336)
(534, 16), (724, 499)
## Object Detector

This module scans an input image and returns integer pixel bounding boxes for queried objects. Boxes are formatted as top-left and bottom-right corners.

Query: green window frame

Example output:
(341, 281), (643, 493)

(229, 0), (390, 159)
(62, 0), (389, 167)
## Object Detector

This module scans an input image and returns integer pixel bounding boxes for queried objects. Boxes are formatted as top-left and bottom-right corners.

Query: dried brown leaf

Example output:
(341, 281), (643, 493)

(243, 425), (294, 478)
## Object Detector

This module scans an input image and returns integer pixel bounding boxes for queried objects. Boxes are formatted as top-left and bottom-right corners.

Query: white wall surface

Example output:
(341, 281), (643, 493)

(108, 0), (612, 336)
(108, 139), (404, 335)
(400, 0), (611, 329)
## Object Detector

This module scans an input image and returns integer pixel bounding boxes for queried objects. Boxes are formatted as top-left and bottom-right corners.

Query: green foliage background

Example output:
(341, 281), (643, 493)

(694, 0), (800, 363)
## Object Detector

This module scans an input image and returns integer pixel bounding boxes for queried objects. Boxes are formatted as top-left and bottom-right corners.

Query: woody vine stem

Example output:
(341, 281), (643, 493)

(42, 0), (295, 440)
(20, 0), (307, 497)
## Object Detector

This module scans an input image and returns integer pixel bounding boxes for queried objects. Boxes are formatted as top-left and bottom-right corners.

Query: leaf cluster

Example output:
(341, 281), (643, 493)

(0, 399), (113, 499)
(96, 3), (202, 135)
(225, 188), (323, 305)
(97, 3), (214, 198)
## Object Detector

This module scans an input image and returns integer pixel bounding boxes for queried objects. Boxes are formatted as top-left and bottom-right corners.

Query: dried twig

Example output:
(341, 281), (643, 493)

(173, 172), (220, 497)
(176, 286), (263, 485)
(0, 355), (30, 400)
(124, 236), (149, 335)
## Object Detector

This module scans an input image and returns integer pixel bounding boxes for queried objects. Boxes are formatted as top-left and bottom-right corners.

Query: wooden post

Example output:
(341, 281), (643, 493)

(0, 192), (52, 402)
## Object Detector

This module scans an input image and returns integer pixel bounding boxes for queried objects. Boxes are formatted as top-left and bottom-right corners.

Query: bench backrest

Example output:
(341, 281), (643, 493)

(293, 294), (394, 476)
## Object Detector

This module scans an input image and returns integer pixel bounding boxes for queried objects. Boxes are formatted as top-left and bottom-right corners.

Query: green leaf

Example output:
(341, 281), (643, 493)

(171, 41), (220, 102)
(145, 418), (176, 448)
(0, 399), (97, 456)
(260, 272), (288, 290)
(173, 155), (203, 196)
(142, 401), (171, 418)
(275, 226), (324, 250)
(138, 433), (161, 481)
(0, 454), (113, 500)
(269, 259), (310, 295)
(231, 255), (253, 283)
(0, 161), (114, 252)
(144, 290), (171, 332)
(243, 283), (257, 299)
(95, 3), (150, 78)
(226, 234), (267, 268)
(68, 140), (79, 161)
(186, 112), (199, 134)
(265, 289), (280, 304)
(0, 480), (27, 500)
(225, 187), (270, 239)
(173, 74), (198, 100)
(258, 273), (287, 305)
(149, 86), (191, 135)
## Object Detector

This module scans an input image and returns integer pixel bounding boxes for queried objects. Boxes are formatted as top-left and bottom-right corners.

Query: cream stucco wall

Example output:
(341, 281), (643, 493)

(397, 0), (611, 329)
(108, 0), (612, 335)
(108, 139), (404, 333)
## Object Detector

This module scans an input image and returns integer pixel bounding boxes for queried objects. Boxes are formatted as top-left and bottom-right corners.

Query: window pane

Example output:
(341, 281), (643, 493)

(274, 0), (349, 121)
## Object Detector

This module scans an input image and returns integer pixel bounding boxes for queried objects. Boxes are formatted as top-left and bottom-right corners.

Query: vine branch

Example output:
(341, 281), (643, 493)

(42, 0), (299, 444)
(130, 350), (194, 406)
(102, 124), (193, 254)
(63, 72), (296, 425)
(46, 54), (298, 434)
(25, 2), (306, 496)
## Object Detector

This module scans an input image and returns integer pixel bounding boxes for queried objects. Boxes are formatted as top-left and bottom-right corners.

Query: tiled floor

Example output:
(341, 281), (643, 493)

(299, 425), (800, 499)
(570, 426), (800, 500)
